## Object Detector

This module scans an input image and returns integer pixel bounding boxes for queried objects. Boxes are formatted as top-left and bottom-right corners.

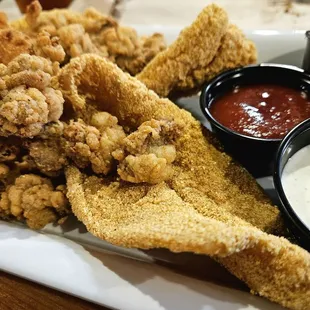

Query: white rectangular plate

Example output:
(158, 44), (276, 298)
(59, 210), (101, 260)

(0, 28), (306, 310)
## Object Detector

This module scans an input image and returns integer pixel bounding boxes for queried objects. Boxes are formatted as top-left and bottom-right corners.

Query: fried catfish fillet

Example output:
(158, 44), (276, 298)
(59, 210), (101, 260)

(136, 6), (256, 98)
(58, 54), (310, 309)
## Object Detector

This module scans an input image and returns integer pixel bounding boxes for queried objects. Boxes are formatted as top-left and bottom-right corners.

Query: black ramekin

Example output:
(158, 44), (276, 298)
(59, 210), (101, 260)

(200, 63), (310, 178)
(274, 118), (310, 251)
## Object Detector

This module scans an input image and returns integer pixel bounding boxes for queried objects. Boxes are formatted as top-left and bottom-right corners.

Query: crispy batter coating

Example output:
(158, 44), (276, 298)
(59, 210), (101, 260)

(118, 154), (172, 184)
(117, 119), (180, 184)
(0, 54), (64, 137)
(6, 53), (55, 75)
(13, 1), (115, 35)
(99, 26), (138, 57)
(170, 24), (257, 97)
(25, 0), (41, 30)
(0, 11), (65, 65)
(58, 54), (310, 309)
(137, 9), (257, 98)
(115, 33), (166, 76)
(42, 87), (64, 122)
(39, 120), (64, 138)
(10, 1), (165, 74)
(32, 30), (66, 63)
(0, 174), (69, 229)
(57, 24), (103, 58)
(57, 56), (281, 231)
(62, 112), (126, 174)
(0, 28), (32, 65)
(136, 4), (229, 97)
(0, 85), (48, 137)
(25, 139), (67, 176)
(93, 27), (166, 75)
(67, 168), (310, 310)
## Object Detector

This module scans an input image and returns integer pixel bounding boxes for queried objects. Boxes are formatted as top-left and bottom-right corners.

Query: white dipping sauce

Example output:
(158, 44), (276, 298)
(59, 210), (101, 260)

(282, 145), (310, 229)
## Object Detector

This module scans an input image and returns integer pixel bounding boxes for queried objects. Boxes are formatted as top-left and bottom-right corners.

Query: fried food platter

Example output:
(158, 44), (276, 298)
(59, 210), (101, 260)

(0, 2), (309, 309)
(0, 29), (304, 310)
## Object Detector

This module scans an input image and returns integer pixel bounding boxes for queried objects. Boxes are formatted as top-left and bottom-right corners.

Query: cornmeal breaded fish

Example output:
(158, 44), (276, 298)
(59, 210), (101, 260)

(58, 54), (310, 310)
(136, 6), (256, 98)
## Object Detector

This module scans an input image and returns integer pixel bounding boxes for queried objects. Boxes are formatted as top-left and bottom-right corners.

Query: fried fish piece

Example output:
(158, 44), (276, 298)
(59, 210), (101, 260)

(57, 54), (281, 233)
(136, 7), (256, 98)
(56, 54), (310, 309)
(66, 167), (310, 310)
(169, 24), (257, 98)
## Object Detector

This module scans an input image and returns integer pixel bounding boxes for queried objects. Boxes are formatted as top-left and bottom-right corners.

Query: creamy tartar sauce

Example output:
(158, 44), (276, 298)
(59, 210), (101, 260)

(282, 145), (310, 229)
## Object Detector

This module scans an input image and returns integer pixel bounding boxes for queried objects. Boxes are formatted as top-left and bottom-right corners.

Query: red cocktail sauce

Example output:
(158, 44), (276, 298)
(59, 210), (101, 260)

(210, 84), (310, 139)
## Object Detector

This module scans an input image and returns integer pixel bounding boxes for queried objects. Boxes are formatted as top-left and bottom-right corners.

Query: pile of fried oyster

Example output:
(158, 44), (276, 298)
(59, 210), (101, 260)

(0, 1), (180, 229)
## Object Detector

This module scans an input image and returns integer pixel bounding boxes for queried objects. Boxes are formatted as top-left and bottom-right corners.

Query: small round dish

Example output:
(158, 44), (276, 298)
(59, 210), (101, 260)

(200, 63), (310, 177)
(274, 118), (310, 250)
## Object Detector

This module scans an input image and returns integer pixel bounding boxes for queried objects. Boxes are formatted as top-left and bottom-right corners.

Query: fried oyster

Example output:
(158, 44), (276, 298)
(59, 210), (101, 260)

(10, 0), (166, 74)
(0, 174), (69, 229)
(0, 54), (64, 137)
(62, 112), (126, 175)
(116, 119), (181, 184)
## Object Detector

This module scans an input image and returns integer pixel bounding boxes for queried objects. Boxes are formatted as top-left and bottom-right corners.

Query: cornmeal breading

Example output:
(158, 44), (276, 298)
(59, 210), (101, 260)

(0, 3), (308, 309)
(137, 9), (256, 98)
(55, 53), (310, 310)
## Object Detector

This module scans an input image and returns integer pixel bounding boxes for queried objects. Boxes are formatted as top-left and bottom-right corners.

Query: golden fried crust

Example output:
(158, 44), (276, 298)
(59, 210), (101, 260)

(0, 12), (8, 28)
(10, 2), (165, 74)
(220, 243), (310, 310)
(11, 2), (115, 35)
(57, 54), (282, 233)
(0, 29), (32, 65)
(0, 173), (70, 229)
(136, 4), (229, 97)
(66, 167), (310, 310)
(137, 13), (257, 98)
(56, 54), (310, 309)
(170, 24), (257, 97)
(0, 54), (64, 138)
(66, 167), (259, 254)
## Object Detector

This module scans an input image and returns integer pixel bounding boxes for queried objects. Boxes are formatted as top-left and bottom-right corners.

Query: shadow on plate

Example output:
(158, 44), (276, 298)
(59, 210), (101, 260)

(57, 214), (88, 234)
(87, 246), (283, 310)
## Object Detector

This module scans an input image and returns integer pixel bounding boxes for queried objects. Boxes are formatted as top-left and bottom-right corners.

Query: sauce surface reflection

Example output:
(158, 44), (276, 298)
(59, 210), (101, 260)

(210, 84), (310, 139)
